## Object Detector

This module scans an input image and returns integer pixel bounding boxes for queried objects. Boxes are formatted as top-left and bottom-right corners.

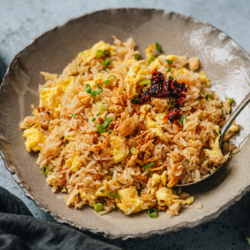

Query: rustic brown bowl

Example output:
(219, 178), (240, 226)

(1, 8), (250, 239)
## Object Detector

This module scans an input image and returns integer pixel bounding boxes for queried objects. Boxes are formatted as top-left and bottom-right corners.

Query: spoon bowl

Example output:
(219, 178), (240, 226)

(176, 91), (250, 187)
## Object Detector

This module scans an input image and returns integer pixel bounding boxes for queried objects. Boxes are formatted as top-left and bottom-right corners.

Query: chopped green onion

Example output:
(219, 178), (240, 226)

(167, 66), (172, 72)
(135, 53), (141, 60)
(90, 151), (93, 155)
(96, 102), (106, 113)
(71, 114), (76, 117)
(96, 124), (105, 133)
(125, 135), (130, 138)
(95, 49), (104, 58)
(166, 59), (172, 64)
(143, 162), (154, 170)
(104, 80), (110, 85)
(107, 114), (115, 121)
(41, 166), (49, 175)
(155, 42), (162, 53)
(169, 100), (175, 108)
(96, 113), (100, 116)
(132, 98), (139, 104)
(94, 203), (104, 212)
(148, 208), (158, 218)
(206, 94), (214, 100)
(186, 161), (189, 164)
(101, 59), (110, 66)
(108, 75), (116, 81)
(139, 79), (151, 85)
(229, 98), (235, 104)
(32, 114), (35, 116)
(102, 117), (112, 128)
(109, 129), (113, 133)
(85, 84), (92, 93)
(95, 83), (103, 95)
(245, 236), (250, 245)
(130, 147), (137, 155)
(104, 50), (110, 56)
(178, 116), (186, 124)
(66, 141), (69, 144)
(109, 192), (121, 199)
(148, 57), (155, 64)
(92, 118), (96, 122)
(86, 84), (103, 97)
(214, 130), (219, 136)
(169, 76), (173, 80)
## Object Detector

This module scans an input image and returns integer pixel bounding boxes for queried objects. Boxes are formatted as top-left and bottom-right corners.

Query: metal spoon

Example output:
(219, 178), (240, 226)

(176, 92), (250, 187)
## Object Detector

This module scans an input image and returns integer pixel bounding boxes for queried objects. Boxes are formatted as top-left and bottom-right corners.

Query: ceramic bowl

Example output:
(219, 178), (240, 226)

(1, 8), (250, 239)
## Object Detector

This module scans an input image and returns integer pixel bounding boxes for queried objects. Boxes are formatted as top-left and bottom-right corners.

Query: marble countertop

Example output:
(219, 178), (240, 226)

(1, 0), (250, 249)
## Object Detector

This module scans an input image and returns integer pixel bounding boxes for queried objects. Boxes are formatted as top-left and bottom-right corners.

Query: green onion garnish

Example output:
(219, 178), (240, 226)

(109, 129), (113, 133)
(245, 236), (250, 245)
(102, 117), (112, 129)
(104, 75), (116, 85)
(186, 161), (189, 164)
(132, 99), (139, 104)
(96, 113), (100, 116)
(166, 59), (173, 64)
(214, 130), (219, 136)
(66, 141), (69, 144)
(95, 83), (103, 95)
(104, 80), (109, 85)
(86, 84), (102, 97)
(139, 79), (151, 85)
(90, 151), (93, 155)
(109, 192), (121, 199)
(92, 118), (96, 122)
(33, 114), (35, 116)
(178, 116), (186, 124)
(104, 50), (110, 56)
(169, 76), (173, 80)
(101, 59), (110, 66)
(167, 66), (172, 72)
(169, 100), (175, 108)
(148, 57), (155, 64)
(95, 50), (104, 58)
(206, 94), (214, 100)
(94, 203), (104, 212)
(41, 166), (49, 175)
(148, 208), (158, 218)
(143, 162), (154, 170)
(155, 42), (162, 53)
(125, 135), (130, 138)
(135, 53), (141, 60)
(71, 114), (76, 117)
(130, 147), (137, 155)
(229, 98), (235, 104)
(96, 124), (105, 133)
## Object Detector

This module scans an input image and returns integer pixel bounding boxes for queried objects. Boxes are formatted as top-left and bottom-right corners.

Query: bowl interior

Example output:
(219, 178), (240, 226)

(1, 8), (250, 239)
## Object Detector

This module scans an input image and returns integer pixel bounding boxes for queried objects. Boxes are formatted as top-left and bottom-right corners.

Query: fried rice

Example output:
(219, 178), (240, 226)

(20, 36), (239, 216)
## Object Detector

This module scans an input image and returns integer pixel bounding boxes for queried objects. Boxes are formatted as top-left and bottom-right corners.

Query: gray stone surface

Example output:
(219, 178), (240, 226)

(0, 0), (250, 249)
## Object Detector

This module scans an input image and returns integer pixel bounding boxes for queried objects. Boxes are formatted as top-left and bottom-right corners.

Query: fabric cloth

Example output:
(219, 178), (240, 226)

(0, 187), (121, 250)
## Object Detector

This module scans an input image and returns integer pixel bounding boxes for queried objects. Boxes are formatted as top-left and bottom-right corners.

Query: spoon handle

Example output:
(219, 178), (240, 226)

(220, 92), (250, 148)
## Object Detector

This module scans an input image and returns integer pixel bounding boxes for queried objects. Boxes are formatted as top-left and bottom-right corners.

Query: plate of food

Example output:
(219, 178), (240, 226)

(1, 8), (250, 239)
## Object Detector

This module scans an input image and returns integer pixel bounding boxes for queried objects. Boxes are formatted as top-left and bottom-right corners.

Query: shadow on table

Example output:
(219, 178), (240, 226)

(0, 56), (7, 84)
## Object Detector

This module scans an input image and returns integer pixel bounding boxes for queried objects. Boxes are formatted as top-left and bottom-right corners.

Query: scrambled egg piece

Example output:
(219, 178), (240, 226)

(79, 188), (96, 206)
(151, 173), (161, 186)
(110, 136), (129, 163)
(66, 156), (82, 172)
(139, 104), (152, 119)
(145, 115), (168, 142)
(156, 187), (177, 207)
(79, 41), (115, 63)
(40, 77), (75, 114)
(199, 71), (211, 88)
(145, 44), (156, 60)
(46, 174), (58, 185)
(124, 60), (151, 98)
(23, 127), (47, 152)
(173, 68), (190, 78)
(117, 186), (148, 215)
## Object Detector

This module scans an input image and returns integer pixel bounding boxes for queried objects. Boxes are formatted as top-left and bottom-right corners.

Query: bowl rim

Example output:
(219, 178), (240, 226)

(1, 7), (250, 240)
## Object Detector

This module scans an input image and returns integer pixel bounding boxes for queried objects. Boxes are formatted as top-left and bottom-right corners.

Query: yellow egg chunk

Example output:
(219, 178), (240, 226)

(79, 41), (115, 63)
(117, 186), (148, 215)
(145, 44), (156, 60)
(156, 187), (177, 207)
(23, 127), (47, 152)
(151, 173), (161, 186)
(110, 136), (129, 163)
(66, 157), (82, 172)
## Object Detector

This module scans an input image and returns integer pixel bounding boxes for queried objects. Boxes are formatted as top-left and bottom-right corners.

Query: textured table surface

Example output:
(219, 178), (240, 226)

(1, 0), (250, 249)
